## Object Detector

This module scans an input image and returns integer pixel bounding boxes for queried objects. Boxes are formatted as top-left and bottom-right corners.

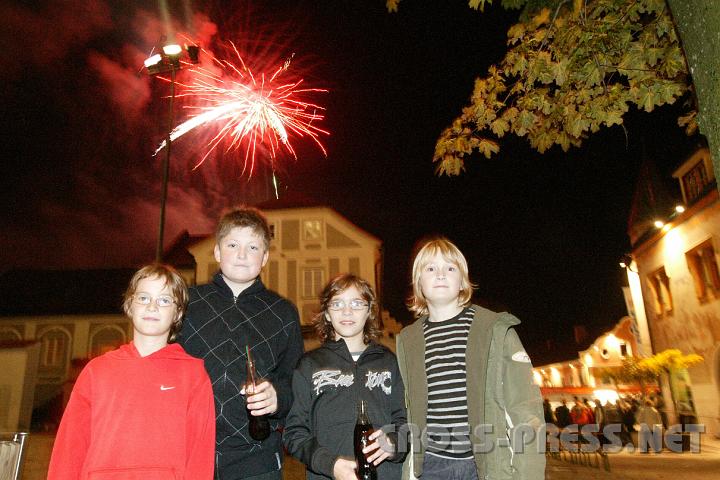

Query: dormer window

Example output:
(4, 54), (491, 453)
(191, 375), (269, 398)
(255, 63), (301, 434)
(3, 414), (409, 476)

(682, 161), (710, 204)
(302, 220), (323, 241)
(673, 148), (715, 206)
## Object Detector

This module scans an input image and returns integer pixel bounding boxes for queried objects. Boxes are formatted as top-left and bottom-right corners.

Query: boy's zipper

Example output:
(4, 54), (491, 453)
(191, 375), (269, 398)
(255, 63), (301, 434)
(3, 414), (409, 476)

(504, 407), (515, 467)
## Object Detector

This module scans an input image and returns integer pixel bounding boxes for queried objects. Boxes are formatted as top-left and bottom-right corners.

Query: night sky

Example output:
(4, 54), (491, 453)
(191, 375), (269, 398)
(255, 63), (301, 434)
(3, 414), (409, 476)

(0, 1), (702, 363)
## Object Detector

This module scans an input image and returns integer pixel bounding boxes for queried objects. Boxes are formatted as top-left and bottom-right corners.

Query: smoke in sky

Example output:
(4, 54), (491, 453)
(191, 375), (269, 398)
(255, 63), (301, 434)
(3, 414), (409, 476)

(1, 1), (293, 270)
(1, 0), (113, 78)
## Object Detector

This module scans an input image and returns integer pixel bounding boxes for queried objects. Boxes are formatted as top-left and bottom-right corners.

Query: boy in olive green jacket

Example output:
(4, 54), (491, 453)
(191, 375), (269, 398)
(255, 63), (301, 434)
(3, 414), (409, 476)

(396, 237), (545, 480)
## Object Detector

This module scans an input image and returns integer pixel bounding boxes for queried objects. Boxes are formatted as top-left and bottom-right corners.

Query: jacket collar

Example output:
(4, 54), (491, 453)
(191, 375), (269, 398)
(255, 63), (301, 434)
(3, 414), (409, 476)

(211, 271), (265, 298)
(113, 342), (186, 359)
(323, 338), (384, 361)
(411, 304), (520, 329)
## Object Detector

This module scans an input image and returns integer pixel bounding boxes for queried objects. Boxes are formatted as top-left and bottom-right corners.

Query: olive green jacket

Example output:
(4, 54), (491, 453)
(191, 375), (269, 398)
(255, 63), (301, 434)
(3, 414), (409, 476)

(396, 305), (545, 480)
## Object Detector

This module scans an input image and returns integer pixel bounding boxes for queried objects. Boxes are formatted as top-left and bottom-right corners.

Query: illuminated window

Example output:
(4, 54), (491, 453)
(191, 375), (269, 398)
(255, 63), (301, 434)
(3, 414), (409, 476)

(647, 267), (673, 316)
(302, 220), (323, 241)
(681, 161), (710, 204)
(302, 267), (325, 299)
(41, 330), (69, 367)
(686, 239), (720, 303)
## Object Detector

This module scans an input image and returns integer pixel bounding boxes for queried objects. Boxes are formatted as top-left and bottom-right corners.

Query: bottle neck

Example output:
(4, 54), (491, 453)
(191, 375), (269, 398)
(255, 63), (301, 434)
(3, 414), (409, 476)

(357, 400), (369, 424)
(246, 346), (257, 386)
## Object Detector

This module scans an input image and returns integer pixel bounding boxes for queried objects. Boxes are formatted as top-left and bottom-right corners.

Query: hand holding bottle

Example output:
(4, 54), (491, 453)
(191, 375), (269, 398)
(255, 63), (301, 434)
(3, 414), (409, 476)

(362, 429), (395, 466)
(333, 458), (359, 480)
(242, 380), (278, 416)
(354, 400), (378, 480)
(243, 346), (272, 441)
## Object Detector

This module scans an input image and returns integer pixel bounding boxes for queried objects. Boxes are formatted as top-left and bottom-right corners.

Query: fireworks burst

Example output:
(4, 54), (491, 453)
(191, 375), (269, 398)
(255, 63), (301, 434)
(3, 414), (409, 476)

(154, 41), (328, 178)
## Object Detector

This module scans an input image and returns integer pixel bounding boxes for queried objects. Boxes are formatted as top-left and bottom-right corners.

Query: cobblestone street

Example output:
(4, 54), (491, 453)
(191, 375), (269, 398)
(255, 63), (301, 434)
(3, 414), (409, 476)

(280, 444), (720, 480)
(19, 433), (720, 480)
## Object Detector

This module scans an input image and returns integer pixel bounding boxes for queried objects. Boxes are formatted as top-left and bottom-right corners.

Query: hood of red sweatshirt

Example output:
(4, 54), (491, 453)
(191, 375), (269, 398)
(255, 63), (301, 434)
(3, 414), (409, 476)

(107, 342), (191, 360)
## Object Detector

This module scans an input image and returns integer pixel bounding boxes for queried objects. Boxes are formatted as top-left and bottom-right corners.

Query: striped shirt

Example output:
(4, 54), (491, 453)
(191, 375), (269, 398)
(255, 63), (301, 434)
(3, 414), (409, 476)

(424, 307), (474, 459)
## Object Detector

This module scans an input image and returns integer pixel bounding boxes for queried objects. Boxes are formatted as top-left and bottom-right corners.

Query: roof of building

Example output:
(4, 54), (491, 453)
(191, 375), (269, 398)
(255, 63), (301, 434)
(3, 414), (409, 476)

(0, 268), (135, 316)
(162, 230), (206, 268)
(627, 154), (682, 246)
(166, 196), (380, 255)
(626, 144), (717, 248)
(255, 191), (329, 210)
(0, 199), (374, 318)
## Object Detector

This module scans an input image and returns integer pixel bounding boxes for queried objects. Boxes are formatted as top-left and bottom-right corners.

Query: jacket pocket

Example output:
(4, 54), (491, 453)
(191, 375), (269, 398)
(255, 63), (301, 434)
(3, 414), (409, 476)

(88, 466), (177, 479)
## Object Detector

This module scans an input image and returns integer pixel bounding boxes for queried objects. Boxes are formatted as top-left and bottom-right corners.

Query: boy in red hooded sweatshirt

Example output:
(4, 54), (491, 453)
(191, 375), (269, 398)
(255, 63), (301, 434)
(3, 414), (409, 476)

(48, 264), (215, 479)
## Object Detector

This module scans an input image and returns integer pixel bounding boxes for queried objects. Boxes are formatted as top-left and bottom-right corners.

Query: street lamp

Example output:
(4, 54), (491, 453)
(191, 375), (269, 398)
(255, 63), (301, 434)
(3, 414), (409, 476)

(144, 41), (200, 261)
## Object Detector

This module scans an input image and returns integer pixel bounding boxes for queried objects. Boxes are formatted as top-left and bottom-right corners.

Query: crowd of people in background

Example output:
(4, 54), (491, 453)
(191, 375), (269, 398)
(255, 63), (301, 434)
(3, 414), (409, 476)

(543, 392), (669, 449)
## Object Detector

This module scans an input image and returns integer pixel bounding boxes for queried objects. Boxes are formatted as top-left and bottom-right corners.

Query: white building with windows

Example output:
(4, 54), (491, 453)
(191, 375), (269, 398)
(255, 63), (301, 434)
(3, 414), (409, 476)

(180, 201), (383, 325)
(533, 317), (645, 404)
(628, 147), (720, 436)
(0, 269), (135, 430)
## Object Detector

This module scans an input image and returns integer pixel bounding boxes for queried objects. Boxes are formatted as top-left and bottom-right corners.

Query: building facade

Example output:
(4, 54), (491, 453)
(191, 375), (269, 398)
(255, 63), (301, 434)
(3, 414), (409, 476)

(0, 341), (40, 431)
(0, 314), (133, 430)
(629, 147), (720, 436)
(533, 317), (644, 404)
(185, 205), (383, 325)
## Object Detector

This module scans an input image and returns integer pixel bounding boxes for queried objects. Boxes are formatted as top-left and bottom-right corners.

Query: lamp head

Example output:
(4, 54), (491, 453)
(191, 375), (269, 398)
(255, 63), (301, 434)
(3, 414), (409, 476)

(162, 44), (182, 56)
(162, 44), (182, 68)
(619, 253), (633, 269)
(186, 45), (200, 64)
(144, 53), (162, 69)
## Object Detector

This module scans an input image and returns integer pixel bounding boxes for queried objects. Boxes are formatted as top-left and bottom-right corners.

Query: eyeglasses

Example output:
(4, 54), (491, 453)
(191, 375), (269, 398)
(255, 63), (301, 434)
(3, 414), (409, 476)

(134, 294), (175, 308)
(328, 299), (369, 311)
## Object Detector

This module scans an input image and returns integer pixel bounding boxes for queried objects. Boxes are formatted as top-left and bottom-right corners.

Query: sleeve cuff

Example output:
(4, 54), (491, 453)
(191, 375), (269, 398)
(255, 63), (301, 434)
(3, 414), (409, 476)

(311, 446), (339, 478)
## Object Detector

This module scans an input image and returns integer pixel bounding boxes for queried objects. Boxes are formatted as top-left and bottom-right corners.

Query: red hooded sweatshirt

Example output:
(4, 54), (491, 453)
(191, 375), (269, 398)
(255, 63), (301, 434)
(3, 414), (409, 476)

(48, 342), (215, 480)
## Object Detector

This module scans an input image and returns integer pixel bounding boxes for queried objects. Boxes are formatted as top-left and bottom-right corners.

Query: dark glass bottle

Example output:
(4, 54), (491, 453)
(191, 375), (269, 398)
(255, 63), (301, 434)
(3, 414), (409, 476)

(354, 399), (378, 480)
(245, 345), (271, 441)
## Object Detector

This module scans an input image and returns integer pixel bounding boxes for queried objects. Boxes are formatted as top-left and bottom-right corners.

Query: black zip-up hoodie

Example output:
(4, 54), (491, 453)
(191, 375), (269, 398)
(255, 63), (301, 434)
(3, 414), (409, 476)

(180, 273), (304, 479)
(284, 339), (407, 479)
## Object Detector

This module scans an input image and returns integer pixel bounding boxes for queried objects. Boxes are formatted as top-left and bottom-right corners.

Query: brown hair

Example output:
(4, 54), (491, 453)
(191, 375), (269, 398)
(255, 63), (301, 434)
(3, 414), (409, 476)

(313, 274), (381, 344)
(407, 237), (474, 317)
(122, 264), (189, 343)
(216, 206), (271, 250)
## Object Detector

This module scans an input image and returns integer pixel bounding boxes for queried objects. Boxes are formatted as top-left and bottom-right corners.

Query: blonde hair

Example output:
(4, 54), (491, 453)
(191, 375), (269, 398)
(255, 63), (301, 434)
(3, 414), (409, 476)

(313, 274), (381, 344)
(122, 264), (189, 343)
(407, 237), (474, 317)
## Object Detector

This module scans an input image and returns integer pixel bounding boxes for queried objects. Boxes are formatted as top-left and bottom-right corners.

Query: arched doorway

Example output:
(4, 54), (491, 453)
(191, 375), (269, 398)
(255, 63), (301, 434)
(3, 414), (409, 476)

(89, 325), (126, 358)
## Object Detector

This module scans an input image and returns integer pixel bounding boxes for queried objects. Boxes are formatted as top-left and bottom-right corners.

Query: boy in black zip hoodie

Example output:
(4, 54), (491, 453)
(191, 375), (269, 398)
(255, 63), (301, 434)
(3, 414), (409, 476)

(284, 274), (407, 480)
(180, 207), (304, 480)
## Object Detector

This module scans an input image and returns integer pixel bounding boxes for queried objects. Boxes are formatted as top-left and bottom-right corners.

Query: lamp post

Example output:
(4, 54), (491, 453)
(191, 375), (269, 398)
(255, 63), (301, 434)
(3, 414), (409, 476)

(144, 43), (200, 261)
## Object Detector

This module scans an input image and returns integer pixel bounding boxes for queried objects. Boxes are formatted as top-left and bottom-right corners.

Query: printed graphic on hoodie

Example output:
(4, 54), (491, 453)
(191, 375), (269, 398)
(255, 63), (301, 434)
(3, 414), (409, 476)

(311, 369), (393, 395)
(365, 370), (392, 395)
(312, 369), (354, 394)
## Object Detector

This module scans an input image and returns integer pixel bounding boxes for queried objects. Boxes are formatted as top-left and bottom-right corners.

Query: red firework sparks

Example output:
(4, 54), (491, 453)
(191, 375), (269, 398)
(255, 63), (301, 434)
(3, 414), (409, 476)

(154, 41), (328, 177)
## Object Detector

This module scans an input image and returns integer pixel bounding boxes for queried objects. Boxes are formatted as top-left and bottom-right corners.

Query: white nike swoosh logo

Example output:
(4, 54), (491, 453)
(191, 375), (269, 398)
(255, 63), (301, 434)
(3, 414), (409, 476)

(160, 385), (175, 391)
